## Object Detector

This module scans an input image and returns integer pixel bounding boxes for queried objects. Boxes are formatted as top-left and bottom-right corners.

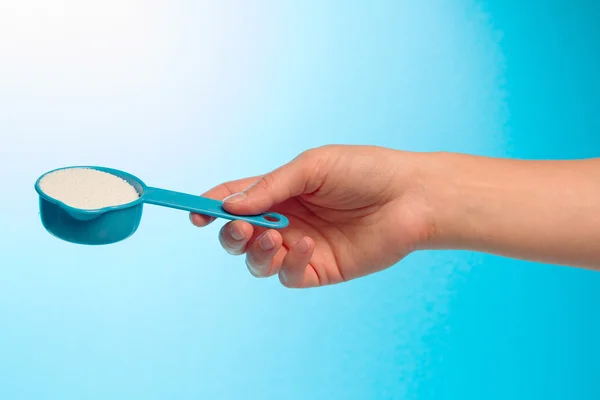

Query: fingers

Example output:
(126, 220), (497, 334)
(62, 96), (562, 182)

(245, 233), (318, 289)
(189, 152), (315, 226)
(190, 213), (216, 228)
(189, 176), (260, 227)
(222, 152), (326, 216)
(191, 150), (327, 225)
(217, 221), (317, 288)
(189, 151), (325, 288)
(217, 220), (255, 255)
(278, 237), (318, 288)
(245, 230), (285, 277)
(217, 222), (287, 278)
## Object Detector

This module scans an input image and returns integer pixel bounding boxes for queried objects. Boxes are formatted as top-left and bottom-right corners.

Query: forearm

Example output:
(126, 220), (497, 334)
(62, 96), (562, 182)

(420, 152), (600, 269)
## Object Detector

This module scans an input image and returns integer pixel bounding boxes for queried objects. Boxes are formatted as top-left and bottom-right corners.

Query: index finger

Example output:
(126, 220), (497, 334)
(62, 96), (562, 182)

(190, 176), (260, 227)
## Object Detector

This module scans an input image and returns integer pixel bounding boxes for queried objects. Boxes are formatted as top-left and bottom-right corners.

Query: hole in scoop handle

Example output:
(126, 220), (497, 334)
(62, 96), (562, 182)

(143, 187), (289, 229)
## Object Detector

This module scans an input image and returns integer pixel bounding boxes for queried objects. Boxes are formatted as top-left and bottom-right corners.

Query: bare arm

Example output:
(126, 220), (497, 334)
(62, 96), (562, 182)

(420, 152), (600, 269)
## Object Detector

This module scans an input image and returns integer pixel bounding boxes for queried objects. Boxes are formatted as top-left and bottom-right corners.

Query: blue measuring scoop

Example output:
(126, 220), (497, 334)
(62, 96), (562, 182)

(34, 166), (289, 245)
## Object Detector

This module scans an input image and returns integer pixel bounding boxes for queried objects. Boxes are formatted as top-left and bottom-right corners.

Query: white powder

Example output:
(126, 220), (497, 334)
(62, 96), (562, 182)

(39, 168), (140, 210)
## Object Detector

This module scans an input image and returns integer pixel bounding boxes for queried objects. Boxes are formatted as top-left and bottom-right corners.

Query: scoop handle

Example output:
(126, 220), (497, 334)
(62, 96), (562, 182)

(143, 187), (289, 229)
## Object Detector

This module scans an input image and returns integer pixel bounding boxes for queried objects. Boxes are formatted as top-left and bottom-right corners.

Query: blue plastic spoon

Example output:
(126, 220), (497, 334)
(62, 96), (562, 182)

(34, 166), (288, 245)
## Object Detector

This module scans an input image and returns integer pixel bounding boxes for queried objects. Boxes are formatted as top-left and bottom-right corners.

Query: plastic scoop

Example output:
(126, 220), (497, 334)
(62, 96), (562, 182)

(34, 166), (288, 245)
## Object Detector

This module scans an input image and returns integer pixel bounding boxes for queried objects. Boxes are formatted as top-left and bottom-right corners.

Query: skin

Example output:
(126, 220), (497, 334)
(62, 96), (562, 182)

(190, 145), (600, 288)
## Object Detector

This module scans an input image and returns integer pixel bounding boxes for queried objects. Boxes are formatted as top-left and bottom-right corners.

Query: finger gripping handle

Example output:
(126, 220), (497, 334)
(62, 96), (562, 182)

(143, 187), (289, 229)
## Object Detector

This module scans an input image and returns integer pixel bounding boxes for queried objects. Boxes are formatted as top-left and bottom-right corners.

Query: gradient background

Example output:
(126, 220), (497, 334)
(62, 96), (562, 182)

(1, 1), (599, 399)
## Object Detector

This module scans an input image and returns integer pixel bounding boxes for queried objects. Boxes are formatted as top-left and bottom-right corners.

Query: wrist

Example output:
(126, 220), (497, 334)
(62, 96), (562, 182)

(403, 151), (467, 251)
(413, 151), (513, 252)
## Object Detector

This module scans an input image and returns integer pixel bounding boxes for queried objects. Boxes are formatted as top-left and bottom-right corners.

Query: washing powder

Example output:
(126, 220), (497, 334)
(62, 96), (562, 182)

(39, 168), (140, 210)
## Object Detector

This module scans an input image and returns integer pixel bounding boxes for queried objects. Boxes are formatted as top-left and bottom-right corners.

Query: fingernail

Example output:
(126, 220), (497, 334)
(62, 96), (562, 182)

(224, 192), (245, 204)
(295, 238), (309, 254)
(230, 223), (245, 241)
(258, 232), (275, 251)
(189, 213), (195, 224)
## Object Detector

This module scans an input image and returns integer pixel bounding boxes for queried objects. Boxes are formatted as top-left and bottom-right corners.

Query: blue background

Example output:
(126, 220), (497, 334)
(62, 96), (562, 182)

(1, 1), (599, 399)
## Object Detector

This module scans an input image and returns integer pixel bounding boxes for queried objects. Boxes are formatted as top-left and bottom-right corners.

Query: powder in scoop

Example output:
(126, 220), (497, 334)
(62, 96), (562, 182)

(39, 168), (140, 210)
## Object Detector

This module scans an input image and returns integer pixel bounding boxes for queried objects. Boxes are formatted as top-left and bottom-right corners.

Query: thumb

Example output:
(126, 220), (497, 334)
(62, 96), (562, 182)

(222, 153), (319, 215)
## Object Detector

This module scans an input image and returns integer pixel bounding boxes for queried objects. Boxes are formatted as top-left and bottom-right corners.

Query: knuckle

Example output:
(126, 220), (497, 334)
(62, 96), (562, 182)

(246, 246), (271, 269)
(278, 270), (298, 288)
(225, 244), (245, 256)
(245, 251), (261, 268)
(297, 147), (321, 165)
(245, 255), (267, 277)
(219, 232), (244, 256)
(244, 257), (257, 275)
(279, 274), (292, 288)
(302, 145), (326, 157)
(280, 277), (298, 289)
(254, 174), (274, 192)
(301, 144), (338, 161)
(222, 181), (239, 197)
(296, 148), (332, 195)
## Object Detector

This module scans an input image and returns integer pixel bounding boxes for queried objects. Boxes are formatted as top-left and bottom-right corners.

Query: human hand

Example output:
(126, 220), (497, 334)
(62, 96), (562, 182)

(190, 145), (434, 288)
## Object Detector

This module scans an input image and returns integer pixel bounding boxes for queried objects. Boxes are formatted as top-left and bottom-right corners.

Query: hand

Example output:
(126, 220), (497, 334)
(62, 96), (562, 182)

(190, 145), (433, 288)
